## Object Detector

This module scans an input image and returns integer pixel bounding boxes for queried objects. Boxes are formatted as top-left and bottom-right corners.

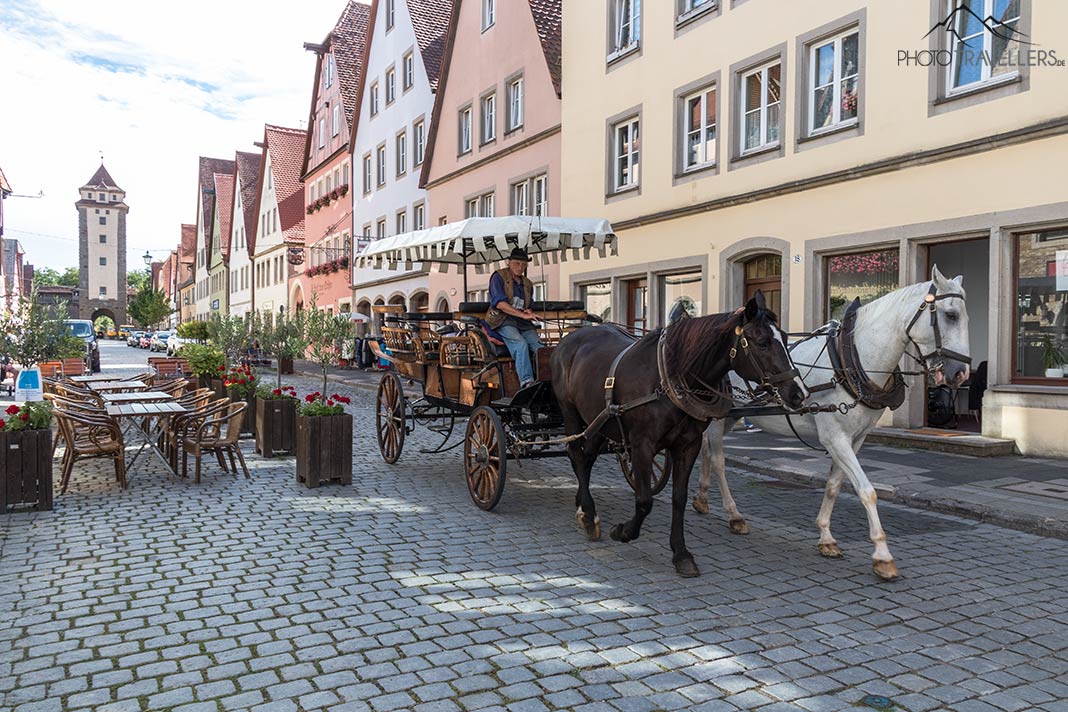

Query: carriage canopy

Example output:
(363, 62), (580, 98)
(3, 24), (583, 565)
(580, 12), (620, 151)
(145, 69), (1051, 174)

(354, 216), (617, 271)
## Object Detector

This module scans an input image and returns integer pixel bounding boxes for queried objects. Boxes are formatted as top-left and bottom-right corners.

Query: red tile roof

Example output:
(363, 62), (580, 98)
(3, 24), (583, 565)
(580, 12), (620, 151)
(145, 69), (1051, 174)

(407, 0), (453, 90)
(178, 224), (196, 286)
(528, 0), (562, 96)
(197, 156), (235, 251)
(214, 173), (236, 263)
(234, 150), (261, 258)
(264, 125), (308, 245)
(82, 163), (122, 191)
(0, 165), (11, 195)
(332, 1), (373, 132)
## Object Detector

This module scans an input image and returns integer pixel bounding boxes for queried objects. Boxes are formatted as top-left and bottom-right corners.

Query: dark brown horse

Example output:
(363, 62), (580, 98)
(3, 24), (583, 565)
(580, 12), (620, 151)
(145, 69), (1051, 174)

(550, 292), (805, 576)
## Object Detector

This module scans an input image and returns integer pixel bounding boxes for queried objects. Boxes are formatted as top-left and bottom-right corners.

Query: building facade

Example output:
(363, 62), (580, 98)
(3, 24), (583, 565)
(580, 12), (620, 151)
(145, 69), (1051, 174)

(178, 224), (197, 325)
(228, 151), (261, 318)
(75, 164), (128, 326)
(349, 0), (452, 319)
(251, 125), (307, 315)
(193, 157), (234, 321)
(422, 0), (563, 310)
(208, 172), (235, 318)
(560, 0), (1068, 456)
(0, 165), (10, 309)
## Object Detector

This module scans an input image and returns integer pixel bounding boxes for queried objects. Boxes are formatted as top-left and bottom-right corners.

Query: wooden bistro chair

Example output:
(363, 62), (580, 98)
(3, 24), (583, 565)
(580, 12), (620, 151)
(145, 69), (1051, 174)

(182, 401), (249, 483)
(46, 394), (106, 458)
(163, 397), (230, 472)
(52, 407), (126, 492)
(61, 358), (86, 377)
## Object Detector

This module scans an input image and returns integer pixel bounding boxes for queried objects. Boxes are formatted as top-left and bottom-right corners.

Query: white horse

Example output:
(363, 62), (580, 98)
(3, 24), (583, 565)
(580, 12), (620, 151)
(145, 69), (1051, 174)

(694, 267), (971, 580)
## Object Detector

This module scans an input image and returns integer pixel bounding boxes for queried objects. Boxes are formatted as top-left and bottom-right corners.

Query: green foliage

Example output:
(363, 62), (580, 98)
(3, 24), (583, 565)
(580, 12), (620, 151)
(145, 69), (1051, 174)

(297, 391), (351, 417)
(1, 402), (53, 432)
(127, 269), (151, 293)
(176, 320), (210, 341)
(178, 343), (225, 378)
(128, 288), (172, 329)
(208, 313), (250, 364)
(1042, 336), (1066, 370)
(0, 287), (84, 367)
(254, 383), (298, 401)
(94, 315), (115, 332)
(251, 310), (308, 388)
(33, 266), (79, 287)
(221, 364), (257, 398)
(303, 298), (355, 397)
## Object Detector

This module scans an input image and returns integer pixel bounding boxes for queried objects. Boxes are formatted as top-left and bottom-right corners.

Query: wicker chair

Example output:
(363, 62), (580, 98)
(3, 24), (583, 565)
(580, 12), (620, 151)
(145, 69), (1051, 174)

(52, 408), (126, 492)
(181, 401), (249, 483)
(163, 398), (231, 472)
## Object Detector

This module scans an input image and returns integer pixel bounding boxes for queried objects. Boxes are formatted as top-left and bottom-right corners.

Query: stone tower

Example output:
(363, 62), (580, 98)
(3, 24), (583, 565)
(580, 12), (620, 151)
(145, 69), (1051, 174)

(76, 164), (128, 326)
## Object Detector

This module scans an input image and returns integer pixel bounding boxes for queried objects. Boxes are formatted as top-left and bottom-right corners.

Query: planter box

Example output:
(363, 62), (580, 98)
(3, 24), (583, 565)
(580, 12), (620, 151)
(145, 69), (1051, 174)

(255, 398), (296, 457)
(1, 429), (53, 511)
(296, 414), (352, 488)
(230, 394), (256, 436)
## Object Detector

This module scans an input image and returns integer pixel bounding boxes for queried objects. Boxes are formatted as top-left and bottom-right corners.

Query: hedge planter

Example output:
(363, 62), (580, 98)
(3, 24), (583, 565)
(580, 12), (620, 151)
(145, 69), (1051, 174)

(296, 414), (352, 488)
(1, 430), (53, 511)
(255, 398), (296, 457)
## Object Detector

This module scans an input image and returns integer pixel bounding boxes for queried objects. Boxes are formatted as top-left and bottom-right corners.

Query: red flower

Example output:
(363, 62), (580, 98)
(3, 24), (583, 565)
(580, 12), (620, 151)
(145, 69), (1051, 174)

(327, 399), (335, 407)
(238, 379), (246, 385)
(20, 412), (28, 422)
(305, 394), (315, 403)
(0, 419), (6, 429)
(272, 388), (282, 396)
(5, 404), (20, 416)
(218, 365), (225, 372)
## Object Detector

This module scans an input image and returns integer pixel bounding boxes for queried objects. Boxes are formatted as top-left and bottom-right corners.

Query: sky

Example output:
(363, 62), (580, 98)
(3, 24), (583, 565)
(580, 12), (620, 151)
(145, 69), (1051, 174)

(0, 0), (362, 273)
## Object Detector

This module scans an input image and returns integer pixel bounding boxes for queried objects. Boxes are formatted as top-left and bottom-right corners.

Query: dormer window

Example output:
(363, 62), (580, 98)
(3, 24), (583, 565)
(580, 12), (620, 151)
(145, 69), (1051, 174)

(99, 192), (105, 201)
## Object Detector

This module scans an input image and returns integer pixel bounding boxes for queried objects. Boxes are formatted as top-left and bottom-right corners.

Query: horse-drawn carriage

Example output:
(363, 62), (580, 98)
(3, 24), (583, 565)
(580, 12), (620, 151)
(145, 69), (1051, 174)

(361, 217), (669, 510)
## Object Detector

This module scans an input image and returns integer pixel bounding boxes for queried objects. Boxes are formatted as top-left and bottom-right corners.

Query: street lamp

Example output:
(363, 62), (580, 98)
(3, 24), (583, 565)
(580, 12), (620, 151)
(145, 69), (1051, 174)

(142, 250), (152, 267)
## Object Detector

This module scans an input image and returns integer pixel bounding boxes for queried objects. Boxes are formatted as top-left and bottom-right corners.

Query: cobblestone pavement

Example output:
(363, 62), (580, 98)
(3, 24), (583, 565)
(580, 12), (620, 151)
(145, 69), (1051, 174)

(2, 359), (1067, 711)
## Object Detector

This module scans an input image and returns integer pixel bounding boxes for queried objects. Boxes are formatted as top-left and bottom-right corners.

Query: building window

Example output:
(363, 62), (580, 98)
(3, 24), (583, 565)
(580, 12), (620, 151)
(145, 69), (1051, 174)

(482, 0), (496, 30)
(333, 167), (341, 188)
(533, 174), (548, 216)
(807, 29), (859, 135)
(1014, 229), (1068, 381)
(396, 131), (407, 176)
(661, 271), (703, 325)
(396, 209), (407, 234)
(480, 93), (496, 144)
(403, 52), (415, 91)
(609, 0), (641, 58)
(99, 286), (107, 296)
(332, 105), (340, 136)
(507, 77), (523, 131)
(414, 120), (426, 165)
(677, 0), (714, 19)
(482, 192), (495, 217)
(99, 257), (107, 266)
(99, 192), (105, 201)
(386, 0), (395, 30)
(370, 82), (379, 116)
(465, 192), (494, 219)
(946, 0), (1021, 93)
(99, 216), (106, 225)
(512, 181), (529, 216)
(386, 68), (396, 104)
(825, 248), (898, 320)
(363, 224), (372, 238)
(376, 219), (386, 238)
(413, 202), (425, 230)
(612, 117), (640, 192)
(363, 154), (372, 194)
(316, 117), (324, 149)
(681, 85), (717, 171)
(459, 106), (473, 154)
(376, 145), (387, 186)
(466, 198), (480, 219)
(341, 161), (349, 186)
(740, 61), (781, 153)
(581, 282), (612, 322)
(324, 54), (334, 88)
(326, 174), (333, 194)
(99, 234), (107, 243)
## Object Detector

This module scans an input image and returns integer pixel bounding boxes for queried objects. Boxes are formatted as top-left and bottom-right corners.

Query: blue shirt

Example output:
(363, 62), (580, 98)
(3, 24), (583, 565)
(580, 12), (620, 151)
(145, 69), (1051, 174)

(488, 271), (528, 311)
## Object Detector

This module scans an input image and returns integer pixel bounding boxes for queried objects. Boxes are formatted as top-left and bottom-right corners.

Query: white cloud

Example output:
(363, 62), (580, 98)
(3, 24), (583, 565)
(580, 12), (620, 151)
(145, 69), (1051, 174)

(0, 0), (363, 272)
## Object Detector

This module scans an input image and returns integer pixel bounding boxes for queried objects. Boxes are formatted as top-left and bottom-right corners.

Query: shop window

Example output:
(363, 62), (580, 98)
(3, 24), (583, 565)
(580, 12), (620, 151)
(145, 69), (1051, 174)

(581, 282), (612, 323)
(624, 277), (648, 332)
(744, 254), (782, 317)
(1014, 229), (1068, 381)
(660, 271), (702, 324)
(825, 248), (898, 320)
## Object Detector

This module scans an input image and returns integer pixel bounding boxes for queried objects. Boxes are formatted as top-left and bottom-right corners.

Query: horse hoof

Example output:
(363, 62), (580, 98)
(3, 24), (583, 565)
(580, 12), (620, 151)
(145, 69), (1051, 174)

(873, 559), (900, 581)
(818, 542), (844, 558)
(692, 497), (709, 514)
(609, 524), (626, 542)
(575, 507), (584, 524)
(674, 557), (700, 578)
(585, 516), (601, 541)
(729, 518), (749, 535)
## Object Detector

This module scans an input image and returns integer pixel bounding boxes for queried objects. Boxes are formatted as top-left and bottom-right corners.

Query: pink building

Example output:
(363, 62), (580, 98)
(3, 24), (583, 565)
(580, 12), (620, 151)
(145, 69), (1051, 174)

(289, 1), (371, 316)
(420, 0), (562, 310)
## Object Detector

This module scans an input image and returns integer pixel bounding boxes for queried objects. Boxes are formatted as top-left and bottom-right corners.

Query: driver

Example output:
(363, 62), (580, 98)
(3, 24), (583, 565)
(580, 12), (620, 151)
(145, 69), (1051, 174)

(484, 247), (543, 388)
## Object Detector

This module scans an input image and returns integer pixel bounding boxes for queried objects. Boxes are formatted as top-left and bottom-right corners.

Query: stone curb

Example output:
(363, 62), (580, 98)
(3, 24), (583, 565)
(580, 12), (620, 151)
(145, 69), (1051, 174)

(724, 453), (1068, 541)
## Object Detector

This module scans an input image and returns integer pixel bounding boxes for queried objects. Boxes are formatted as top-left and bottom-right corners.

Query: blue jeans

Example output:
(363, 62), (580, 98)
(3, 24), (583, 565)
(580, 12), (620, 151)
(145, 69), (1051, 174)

(496, 323), (542, 385)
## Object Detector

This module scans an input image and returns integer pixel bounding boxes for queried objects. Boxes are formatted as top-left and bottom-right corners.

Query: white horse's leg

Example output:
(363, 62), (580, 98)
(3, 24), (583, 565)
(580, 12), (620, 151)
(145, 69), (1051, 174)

(694, 421), (748, 534)
(820, 427), (897, 580)
(815, 460), (847, 558)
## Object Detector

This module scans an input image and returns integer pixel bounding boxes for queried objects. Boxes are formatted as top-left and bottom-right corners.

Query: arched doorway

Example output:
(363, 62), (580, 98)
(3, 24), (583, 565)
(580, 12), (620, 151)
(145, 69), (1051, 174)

(91, 307), (118, 336)
(409, 291), (429, 313)
(434, 296), (451, 313)
(290, 283), (305, 314)
(743, 254), (782, 317)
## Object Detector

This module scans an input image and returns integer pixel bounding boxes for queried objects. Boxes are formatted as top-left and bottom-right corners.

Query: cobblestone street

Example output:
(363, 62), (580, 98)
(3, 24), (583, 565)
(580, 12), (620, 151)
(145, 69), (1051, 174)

(2, 359), (1067, 711)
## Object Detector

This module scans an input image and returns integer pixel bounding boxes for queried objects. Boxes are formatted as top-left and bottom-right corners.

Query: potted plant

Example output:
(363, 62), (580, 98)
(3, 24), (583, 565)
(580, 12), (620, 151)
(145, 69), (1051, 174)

(303, 298), (356, 398)
(0, 287), (86, 386)
(179, 343), (226, 392)
(1042, 336), (1066, 378)
(1, 402), (54, 511)
(254, 384), (297, 457)
(295, 391), (352, 487)
(222, 364), (257, 436)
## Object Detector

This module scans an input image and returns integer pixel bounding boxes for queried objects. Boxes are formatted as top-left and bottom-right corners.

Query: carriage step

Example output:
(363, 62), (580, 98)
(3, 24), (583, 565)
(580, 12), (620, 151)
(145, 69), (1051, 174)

(492, 382), (543, 409)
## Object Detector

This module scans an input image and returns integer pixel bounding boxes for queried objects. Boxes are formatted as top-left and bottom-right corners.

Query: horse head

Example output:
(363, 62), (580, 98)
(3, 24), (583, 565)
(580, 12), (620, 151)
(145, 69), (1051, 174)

(735, 291), (807, 410)
(918, 265), (972, 387)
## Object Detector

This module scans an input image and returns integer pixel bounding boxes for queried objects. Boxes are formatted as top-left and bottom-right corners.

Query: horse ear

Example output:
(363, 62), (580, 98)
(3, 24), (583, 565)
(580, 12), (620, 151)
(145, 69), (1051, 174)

(951, 274), (963, 285)
(931, 264), (948, 287)
(753, 289), (767, 311)
(743, 293), (760, 321)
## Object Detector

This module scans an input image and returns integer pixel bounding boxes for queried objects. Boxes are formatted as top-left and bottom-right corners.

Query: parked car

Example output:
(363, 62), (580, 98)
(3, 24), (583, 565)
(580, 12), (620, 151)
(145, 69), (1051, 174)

(62, 319), (101, 373)
(127, 330), (143, 347)
(139, 333), (154, 349)
(150, 331), (171, 352)
(166, 333), (193, 356)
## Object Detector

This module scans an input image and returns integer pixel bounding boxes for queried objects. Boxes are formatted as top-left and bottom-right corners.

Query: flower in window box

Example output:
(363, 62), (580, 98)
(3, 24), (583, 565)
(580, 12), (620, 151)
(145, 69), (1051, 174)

(322, 193), (332, 205)
(340, 256), (350, 268)
(330, 188), (340, 201)
(338, 184), (349, 197)
(306, 204), (315, 214)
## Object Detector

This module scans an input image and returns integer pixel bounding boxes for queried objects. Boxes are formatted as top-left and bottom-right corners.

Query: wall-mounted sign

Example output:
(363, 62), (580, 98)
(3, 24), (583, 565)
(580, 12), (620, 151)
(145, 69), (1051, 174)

(212, 299), (220, 310)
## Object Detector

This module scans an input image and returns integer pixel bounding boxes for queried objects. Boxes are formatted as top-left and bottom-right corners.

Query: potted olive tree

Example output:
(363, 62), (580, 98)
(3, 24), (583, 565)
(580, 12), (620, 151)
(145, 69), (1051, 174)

(1, 402), (55, 511)
(0, 288), (85, 390)
(251, 311), (306, 457)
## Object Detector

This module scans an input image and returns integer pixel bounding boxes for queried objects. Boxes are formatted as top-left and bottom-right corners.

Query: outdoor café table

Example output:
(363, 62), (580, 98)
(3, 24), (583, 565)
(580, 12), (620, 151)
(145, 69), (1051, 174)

(105, 400), (187, 477)
(101, 391), (173, 405)
(87, 380), (149, 393)
(69, 374), (118, 384)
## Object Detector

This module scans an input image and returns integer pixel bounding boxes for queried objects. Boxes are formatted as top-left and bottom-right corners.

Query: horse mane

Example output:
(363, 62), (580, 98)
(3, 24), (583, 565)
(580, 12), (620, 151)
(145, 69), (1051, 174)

(662, 311), (743, 379)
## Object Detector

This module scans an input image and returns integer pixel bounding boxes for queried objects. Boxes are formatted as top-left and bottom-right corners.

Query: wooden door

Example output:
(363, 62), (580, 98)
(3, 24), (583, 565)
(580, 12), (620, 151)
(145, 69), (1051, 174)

(744, 254), (782, 316)
(625, 278), (648, 333)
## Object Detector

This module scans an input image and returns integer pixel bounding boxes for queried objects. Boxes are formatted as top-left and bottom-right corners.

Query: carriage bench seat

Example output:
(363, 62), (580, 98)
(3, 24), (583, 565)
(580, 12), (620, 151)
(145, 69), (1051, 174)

(400, 312), (455, 322)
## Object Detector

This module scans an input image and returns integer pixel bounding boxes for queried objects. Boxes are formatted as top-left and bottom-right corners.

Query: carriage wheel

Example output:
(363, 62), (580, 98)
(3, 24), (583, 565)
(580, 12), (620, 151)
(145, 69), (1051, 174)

(376, 372), (406, 464)
(464, 406), (507, 510)
(619, 450), (672, 496)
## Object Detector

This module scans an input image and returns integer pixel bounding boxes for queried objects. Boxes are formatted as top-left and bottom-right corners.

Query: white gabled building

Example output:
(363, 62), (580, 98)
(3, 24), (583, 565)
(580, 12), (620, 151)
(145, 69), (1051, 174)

(350, 0), (453, 318)
(228, 150), (261, 317)
(193, 156), (234, 321)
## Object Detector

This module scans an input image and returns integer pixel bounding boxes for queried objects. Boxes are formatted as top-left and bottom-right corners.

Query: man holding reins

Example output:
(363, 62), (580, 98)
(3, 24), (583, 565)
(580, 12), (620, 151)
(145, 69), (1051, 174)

(484, 247), (543, 388)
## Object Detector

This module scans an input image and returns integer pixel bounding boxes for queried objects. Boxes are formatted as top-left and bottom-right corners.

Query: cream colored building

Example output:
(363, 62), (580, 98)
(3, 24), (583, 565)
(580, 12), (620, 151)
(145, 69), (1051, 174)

(560, 0), (1068, 456)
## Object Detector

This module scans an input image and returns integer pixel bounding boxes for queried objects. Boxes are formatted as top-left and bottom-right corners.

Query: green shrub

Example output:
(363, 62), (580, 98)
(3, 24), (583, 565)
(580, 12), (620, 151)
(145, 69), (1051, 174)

(178, 343), (225, 378)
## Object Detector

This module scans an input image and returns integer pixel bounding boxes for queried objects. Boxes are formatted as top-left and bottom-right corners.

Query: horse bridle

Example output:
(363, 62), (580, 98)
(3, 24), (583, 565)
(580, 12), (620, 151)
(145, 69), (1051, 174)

(729, 319), (800, 405)
(904, 283), (972, 376)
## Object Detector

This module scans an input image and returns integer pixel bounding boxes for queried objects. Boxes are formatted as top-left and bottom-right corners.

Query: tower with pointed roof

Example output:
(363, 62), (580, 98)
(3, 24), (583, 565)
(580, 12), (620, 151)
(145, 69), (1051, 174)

(76, 164), (128, 325)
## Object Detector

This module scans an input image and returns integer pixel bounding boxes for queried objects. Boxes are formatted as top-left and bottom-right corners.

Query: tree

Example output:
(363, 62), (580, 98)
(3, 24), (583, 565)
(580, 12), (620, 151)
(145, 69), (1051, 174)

(176, 321), (210, 342)
(303, 298), (355, 398)
(0, 287), (85, 368)
(33, 266), (79, 287)
(207, 313), (250, 365)
(127, 269), (151, 293)
(251, 310), (307, 389)
(94, 315), (115, 333)
(127, 288), (172, 329)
